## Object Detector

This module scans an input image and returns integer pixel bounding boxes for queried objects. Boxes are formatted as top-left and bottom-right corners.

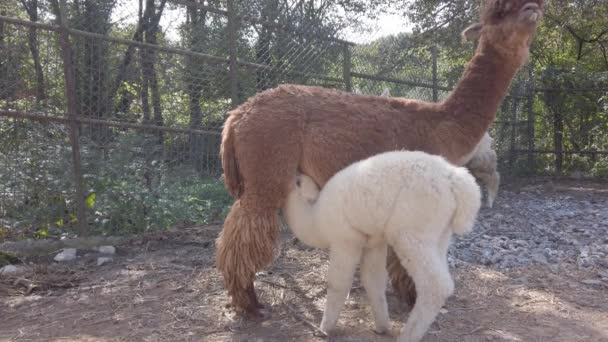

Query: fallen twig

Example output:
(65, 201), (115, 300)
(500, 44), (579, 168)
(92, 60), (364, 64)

(285, 304), (327, 337)
(259, 279), (289, 289)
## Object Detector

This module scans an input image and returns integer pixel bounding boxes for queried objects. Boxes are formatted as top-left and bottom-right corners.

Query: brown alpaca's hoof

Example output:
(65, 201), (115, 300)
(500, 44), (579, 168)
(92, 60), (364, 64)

(398, 285), (417, 308)
(246, 283), (266, 310)
(229, 301), (268, 321)
(392, 274), (417, 308)
(245, 305), (268, 320)
(387, 247), (418, 309)
(231, 283), (268, 320)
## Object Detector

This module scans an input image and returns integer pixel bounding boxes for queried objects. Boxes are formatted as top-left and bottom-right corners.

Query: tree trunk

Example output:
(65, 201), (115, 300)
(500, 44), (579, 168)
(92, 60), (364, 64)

(21, 0), (46, 102)
(138, 0), (165, 140)
(184, 2), (208, 172)
(139, 50), (151, 123)
(187, 72), (204, 171)
(255, 0), (279, 90)
(0, 9), (8, 100)
(112, 0), (167, 118)
(28, 25), (46, 102)
(69, 0), (113, 142)
(255, 30), (273, 90)
(553, 108), (564, 173)
(146, 32), (163, 142)
(137, 0), (165, 189)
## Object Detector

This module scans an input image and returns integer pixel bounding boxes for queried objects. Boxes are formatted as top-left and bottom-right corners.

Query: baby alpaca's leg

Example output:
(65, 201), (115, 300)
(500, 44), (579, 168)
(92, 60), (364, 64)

(392, 240), (454, 342)
(320, 243), (363, 334)
(360, 244), (390, 334)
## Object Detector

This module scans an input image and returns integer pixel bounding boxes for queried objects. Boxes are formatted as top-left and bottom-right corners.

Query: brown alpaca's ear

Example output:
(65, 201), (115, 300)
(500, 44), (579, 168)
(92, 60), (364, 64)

(462, 23), (483, 42)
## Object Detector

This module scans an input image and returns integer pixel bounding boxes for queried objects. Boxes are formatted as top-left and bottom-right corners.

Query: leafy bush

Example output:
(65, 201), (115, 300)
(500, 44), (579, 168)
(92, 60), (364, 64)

(80, 131), (232, 235)
(87, 170), (232, 235)
(591, 159), (608, 178)
(0, 123), (232, 239)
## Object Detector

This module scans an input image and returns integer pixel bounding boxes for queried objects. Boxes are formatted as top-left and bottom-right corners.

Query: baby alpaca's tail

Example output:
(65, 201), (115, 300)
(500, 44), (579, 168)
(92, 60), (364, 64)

(450, 167), (482, 235)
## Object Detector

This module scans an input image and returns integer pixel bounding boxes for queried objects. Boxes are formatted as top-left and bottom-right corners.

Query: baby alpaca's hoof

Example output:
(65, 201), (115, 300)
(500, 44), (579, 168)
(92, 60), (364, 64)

(313, 329), (329, 338)
(319, 321), (335, 336)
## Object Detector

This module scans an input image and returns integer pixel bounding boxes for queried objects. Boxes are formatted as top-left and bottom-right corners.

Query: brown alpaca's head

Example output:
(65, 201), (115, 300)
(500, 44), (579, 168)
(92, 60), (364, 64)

(462, 0), (544, 58)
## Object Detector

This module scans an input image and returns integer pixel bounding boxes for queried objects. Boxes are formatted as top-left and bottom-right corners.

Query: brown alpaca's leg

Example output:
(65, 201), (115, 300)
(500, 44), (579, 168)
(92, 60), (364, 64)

(387, 247), (417, 307)
(216, 200), (280, 317)
(217, 111), (302, 317)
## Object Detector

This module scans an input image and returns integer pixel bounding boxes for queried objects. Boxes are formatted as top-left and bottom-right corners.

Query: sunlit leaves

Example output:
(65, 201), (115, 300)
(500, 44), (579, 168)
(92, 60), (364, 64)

(85, 193), (96, 209)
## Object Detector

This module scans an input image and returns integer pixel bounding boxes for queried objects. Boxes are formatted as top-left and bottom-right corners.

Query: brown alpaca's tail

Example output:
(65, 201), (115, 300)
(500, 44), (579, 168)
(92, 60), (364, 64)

(221, 115), (242, 198)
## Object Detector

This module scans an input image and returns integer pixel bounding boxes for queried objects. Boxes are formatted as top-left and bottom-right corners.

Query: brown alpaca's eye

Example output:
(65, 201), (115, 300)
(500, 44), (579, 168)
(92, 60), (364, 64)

(296, 179), (301, 187)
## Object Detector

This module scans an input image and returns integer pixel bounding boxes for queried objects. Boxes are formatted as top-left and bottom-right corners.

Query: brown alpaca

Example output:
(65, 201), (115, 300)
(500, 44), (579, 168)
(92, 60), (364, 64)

(216, 0), (544, 317)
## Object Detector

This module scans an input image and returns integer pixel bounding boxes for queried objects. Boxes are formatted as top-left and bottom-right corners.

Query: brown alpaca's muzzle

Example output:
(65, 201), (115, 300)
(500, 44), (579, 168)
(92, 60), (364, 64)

(519, 2), (542, 25)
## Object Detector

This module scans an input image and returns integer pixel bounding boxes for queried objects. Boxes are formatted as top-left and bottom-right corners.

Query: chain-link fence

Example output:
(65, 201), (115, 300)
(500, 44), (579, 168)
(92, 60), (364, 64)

(1, 0), (607, 238)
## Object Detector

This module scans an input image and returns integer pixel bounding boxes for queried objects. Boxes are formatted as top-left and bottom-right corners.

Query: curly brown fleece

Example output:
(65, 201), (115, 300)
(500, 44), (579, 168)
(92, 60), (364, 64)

(216, 0), (544, 315)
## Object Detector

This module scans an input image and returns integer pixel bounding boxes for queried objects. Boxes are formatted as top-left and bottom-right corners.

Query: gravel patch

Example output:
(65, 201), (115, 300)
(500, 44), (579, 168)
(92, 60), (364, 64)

(450, 181), (608, 271)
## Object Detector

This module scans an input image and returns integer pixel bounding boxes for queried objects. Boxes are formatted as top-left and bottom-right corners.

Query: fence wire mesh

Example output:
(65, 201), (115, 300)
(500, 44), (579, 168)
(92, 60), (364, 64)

(0, 0), (607, 238)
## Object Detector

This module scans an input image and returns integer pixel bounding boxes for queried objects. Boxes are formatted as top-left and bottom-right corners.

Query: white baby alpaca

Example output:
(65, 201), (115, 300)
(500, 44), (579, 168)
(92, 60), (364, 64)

(283, 151), (482, 342)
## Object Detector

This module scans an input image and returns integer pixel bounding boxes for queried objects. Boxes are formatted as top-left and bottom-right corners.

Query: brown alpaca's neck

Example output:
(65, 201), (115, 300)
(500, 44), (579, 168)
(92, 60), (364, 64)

(438, 43), (524, 163)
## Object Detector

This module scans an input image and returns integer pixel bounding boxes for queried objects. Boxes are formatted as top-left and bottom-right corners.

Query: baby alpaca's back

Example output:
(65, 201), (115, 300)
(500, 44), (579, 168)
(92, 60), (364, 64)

(316, 151), (480, 239)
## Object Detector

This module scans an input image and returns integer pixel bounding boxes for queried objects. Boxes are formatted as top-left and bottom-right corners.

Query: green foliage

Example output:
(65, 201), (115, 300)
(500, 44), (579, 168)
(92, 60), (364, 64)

(591, 159), (608, 177)
(85, 193), (96, 209)
(79, 132), (232, 235)
(0, 251), (19, 267)
(0, 119), (74, 239)
(0, 122), (232, 238)
(85, 167), (232, 235)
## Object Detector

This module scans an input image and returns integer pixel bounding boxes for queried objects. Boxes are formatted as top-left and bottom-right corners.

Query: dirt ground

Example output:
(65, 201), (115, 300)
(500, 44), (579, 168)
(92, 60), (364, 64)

(1, 178), (607, 342)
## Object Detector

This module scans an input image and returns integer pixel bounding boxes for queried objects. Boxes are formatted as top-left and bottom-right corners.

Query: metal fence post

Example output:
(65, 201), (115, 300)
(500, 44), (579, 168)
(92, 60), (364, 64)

(526, 67), (535, 174)
(227, 0), (239, 108)
(508, 81), (521, 171)
(57, 0), (88, 236)
(431, 45), (438, 102)
(342, 42), (352, 92)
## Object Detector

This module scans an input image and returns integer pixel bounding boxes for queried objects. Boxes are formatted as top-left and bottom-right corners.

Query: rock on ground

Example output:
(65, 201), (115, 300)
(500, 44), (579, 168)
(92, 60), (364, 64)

(95, 246), (116, 255)
(0, 265), (19, 275)
(54, 248), (77, 262)
(97, 257), (113, 266)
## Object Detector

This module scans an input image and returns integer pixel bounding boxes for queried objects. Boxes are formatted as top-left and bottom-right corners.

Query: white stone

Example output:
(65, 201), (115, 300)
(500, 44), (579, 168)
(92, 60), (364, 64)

(0, 265), (19, 274)
(96, 245), (116, 255)
(97, 257), (113, 266)
(54, 248), (77, 262)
